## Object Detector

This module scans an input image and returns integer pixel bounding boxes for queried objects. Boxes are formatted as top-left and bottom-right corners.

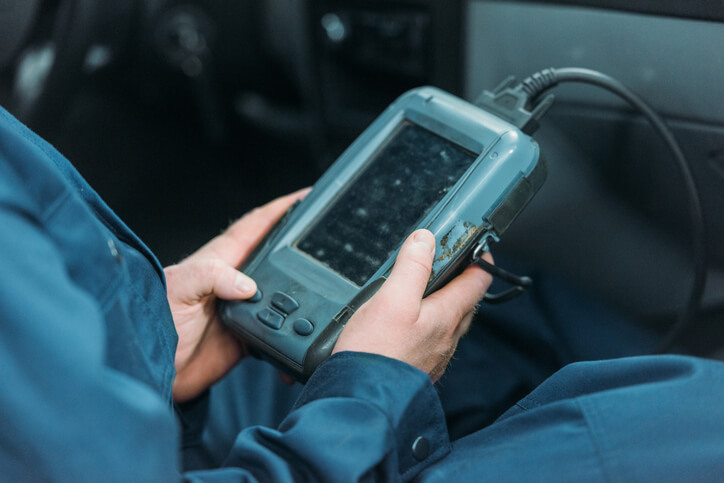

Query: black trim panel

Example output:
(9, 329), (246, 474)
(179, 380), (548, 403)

(506, 0), (724, 23)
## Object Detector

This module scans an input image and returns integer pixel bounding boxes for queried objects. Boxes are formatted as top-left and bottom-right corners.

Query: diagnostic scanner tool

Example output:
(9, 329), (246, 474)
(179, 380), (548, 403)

(220, 87), (546, 380)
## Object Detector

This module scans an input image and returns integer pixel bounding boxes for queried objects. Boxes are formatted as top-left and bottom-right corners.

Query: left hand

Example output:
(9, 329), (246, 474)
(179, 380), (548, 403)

(166, 189), (309, 402)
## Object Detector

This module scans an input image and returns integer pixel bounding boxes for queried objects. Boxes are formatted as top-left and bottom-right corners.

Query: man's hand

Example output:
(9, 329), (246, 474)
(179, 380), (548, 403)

(166, 189), (309, 402)
(333, 229), (493, 381)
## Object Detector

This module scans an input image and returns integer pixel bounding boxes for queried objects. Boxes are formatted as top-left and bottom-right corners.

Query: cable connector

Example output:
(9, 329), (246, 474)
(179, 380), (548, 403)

(474, 75), (555, 134)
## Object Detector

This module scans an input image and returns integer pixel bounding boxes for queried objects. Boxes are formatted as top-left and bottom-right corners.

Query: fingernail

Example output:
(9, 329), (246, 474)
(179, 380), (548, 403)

(413, 230), (435, 255)
(235, 274), (254, 294)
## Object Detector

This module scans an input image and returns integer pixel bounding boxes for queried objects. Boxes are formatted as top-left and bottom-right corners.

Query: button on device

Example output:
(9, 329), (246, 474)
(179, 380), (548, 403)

(411, 436), (430, 461)
(257, 308), (285, 329)
(271, 292), (300, 314)
(293, 318), (314, 336)
(247, 289), (263, 303)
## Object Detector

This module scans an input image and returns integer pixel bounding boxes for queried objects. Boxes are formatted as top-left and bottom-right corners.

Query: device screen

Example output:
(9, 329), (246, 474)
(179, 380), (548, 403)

(297, 122), (477, 286)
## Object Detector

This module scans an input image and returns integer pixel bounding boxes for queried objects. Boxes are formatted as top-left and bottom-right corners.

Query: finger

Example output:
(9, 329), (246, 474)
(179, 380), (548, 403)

(422, 254), (493, 326)
(453, 310), (475, 341)
(430, 252), (493, 307)
(378, 230), (436, 305)
(173, 321), (247, 402)
(193, 187), (311, 265)
(168, 259), (257, 304)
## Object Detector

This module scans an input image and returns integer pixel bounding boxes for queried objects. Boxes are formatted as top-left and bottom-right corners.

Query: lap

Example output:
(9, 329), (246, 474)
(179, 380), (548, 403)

(422, 355), (724, 482)
(196, 260), (659, 467)
(436, 260), (656, 439)
(200, 357), (304, 467)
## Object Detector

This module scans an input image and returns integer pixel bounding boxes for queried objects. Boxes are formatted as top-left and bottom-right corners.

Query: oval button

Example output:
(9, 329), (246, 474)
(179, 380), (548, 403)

(293, 318), (314, 336)
(247, 289), (263, 303)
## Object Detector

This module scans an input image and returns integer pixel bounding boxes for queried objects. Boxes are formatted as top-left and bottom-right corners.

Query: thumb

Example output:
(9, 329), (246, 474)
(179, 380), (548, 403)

(379, 230), (435, 303)
(165, 259), (258, 304)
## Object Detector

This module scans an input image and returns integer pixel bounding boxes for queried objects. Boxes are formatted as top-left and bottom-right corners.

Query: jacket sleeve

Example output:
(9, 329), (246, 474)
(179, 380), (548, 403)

(0, 168), (181, 481)
(3, 177), (457, 482)
(186, 352), (451, 482)
(1, 105), (452, 482)
(0, 166), (451, 483)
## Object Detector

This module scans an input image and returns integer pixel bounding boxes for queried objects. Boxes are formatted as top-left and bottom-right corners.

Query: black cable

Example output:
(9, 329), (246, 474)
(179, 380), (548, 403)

(475, 256), (532, 288)
(517, 67), (707, 353)
(475, 256), (532, 305)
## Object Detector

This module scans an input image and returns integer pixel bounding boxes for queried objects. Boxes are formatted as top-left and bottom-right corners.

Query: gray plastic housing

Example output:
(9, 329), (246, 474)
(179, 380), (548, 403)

(220, 86), (546, 381)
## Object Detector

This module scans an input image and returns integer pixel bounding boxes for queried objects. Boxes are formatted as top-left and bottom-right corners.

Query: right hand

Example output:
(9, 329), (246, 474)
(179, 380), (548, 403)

(332, 229), (493, 381)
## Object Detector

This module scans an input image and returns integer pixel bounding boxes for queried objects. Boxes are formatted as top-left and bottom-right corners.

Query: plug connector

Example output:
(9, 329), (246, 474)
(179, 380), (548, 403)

(474, 75), (555, 134)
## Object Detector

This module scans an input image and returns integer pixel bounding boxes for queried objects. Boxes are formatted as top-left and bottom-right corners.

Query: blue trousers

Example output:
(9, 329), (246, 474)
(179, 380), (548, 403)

(197, 260), (673, 474)
(192, 267), (724, 481)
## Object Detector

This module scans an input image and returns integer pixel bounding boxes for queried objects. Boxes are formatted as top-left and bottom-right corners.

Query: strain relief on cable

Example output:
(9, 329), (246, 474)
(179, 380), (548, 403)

(520, 68), (559, 98)
(474, 73), (556, 135)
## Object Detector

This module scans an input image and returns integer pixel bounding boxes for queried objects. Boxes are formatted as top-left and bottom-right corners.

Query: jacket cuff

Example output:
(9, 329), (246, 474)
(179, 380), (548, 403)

(295, 351), (451, 479)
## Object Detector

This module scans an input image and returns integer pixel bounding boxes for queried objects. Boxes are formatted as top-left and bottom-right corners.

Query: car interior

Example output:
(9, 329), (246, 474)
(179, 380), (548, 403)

(1, 0), (723, 357)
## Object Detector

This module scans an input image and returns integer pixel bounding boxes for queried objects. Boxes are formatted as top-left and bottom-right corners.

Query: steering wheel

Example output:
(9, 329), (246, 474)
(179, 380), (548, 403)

(2, 0), (118, 133)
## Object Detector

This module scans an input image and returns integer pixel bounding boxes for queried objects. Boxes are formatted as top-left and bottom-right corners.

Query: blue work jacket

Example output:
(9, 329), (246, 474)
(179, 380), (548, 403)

(0, 107), (449, 481)
(2, 105), (724, 482)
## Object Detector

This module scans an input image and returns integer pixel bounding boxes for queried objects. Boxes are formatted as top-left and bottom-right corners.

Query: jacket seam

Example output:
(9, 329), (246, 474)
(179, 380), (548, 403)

(577, 398), (612, 483)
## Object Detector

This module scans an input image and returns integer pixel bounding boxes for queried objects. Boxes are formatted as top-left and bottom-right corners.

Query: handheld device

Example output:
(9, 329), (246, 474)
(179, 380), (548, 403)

(219, 86), (546, 380)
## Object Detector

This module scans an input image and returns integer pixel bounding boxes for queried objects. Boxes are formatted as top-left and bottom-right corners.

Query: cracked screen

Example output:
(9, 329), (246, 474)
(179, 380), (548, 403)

(296, 122), (477, 286)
